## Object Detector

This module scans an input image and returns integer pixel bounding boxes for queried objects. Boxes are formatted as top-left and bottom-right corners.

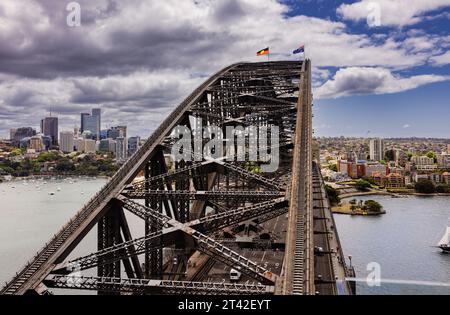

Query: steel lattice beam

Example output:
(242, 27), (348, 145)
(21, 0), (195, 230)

(119, 197), (171, 225)
(130, 160), (283, 191)
(122, 190), (284, 201)
(53, 198), (288, 276)
(190, 230), (277, 285)
(52, 231), (167, 274)
(44, 275), (274, 295)
(197, 198), (288, 233)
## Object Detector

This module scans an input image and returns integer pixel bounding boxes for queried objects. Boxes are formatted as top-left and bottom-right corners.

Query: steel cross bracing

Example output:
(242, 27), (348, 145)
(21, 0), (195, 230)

(43, 275), (274, 295)
(52, 197), (287, 282)
(122, 190), (285, 201)
(1, 60), (343, 296)
(129, 160), (283, 191)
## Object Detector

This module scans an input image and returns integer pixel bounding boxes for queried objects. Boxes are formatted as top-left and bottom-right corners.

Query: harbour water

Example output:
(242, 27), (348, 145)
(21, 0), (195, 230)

(335, 195), (450, 295)
(0, 177), (109, 285)
(0, 178), (449, 295)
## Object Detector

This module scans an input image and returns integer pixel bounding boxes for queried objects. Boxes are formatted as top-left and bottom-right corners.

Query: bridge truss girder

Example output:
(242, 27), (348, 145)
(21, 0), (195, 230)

(1, 61), (321, 296)
(43, 276), (274, 295)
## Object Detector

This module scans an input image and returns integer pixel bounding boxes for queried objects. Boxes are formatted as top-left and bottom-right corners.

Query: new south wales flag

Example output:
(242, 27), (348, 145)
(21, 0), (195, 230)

(256, 47), (269, 56)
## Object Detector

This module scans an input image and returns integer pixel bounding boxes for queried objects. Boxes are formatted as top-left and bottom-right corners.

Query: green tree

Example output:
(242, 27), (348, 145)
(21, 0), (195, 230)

(415, 180), (436, 194)
(355, 179), (372, 192)
(362, 177), (377, 186)
(0, 166), (14, 174)
(426, 151), (437, 160)
(10, 149), (22, 157)
(436, 184), (450, 193)
(55, 159), (75, 172)
(384, 149), (395, 162)
(37, 151), (60, 163)
(325, 185), (340, 206)
(19, 158), (40, 175)
(328, 164), (338, 172)
(97, 159), (119, 175)
(363, 200), (383, 213)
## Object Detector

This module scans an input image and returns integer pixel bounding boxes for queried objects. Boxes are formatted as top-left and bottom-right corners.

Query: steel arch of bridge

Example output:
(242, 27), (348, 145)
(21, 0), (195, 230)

(1, 60), (348, 296)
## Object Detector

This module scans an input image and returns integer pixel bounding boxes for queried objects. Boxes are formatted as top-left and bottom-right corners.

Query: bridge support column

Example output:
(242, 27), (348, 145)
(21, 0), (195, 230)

(97, 205), (121, 295)
(145, 156), (164, 279)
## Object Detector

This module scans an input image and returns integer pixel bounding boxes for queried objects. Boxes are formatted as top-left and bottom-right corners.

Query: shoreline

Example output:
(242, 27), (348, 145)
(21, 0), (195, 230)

(332, 209), (386, 216)
(338, 190), (391, 199)
(338, 189), (450, 199)
(1, 174), (111, 183)
(332, 201), (386, 216)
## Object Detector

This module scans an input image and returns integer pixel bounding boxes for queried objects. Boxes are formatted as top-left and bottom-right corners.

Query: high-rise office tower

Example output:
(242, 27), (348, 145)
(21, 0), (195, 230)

(80, 113), (89, 133)
(92, 108), (101, 136)
(41, 117), (59, 145)
(115, 137), (128, 161)
(40, 135), (52, 150)
(11, 127), (36, 147)
(128, 136), (140, 157)
(9, 129), (17, 141)
(107, 126), (127, 140)
(370, 138), (385, 162)
(80, 109), (101, 140)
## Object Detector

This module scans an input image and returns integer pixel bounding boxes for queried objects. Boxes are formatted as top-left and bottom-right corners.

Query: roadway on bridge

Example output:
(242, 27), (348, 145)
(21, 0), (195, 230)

(188, 214), (288, 285)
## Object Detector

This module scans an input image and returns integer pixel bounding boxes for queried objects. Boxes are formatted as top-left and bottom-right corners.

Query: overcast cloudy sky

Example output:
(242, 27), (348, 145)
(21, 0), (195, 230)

(1, 0), (450, 138)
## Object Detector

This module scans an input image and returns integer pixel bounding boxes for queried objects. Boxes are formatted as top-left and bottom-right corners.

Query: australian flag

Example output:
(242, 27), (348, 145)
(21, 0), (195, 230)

(293, 45), (305, 54)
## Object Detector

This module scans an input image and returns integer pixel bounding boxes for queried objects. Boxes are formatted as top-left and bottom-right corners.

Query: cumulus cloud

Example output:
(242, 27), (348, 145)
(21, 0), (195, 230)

(0, 69), (203, 136)
(0, 0), (435, 80)
(315, 67), (450, 99)
(337, 0), (450, 27)
(0, 0), (449, 137)
(430, 51), (450, 65)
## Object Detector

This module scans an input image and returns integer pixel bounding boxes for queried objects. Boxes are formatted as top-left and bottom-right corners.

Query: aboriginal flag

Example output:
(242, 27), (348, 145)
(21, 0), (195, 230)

(256, 47), (269, 56)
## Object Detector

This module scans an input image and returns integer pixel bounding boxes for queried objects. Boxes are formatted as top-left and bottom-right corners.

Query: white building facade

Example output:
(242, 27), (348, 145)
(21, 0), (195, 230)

(60, 131), (74, 153)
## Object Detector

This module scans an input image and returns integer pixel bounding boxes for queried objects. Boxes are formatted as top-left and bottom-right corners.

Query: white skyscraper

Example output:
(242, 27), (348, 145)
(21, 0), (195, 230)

(115, 137), (128, 161)
(74, 138), (85, 152)
(60, 132), (74, 153)
(370, 138), (385, 161)
(84, 139), (96, 154)
(109, 140), (117, 155)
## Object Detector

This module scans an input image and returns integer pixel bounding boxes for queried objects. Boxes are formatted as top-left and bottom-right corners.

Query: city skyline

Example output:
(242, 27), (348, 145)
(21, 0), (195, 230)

(1, 1), (450, 138)
(6, 105), (142, 162)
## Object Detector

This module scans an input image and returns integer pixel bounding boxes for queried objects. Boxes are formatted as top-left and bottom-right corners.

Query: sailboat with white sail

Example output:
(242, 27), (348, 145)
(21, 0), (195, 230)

(437, 224), (450, 253)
